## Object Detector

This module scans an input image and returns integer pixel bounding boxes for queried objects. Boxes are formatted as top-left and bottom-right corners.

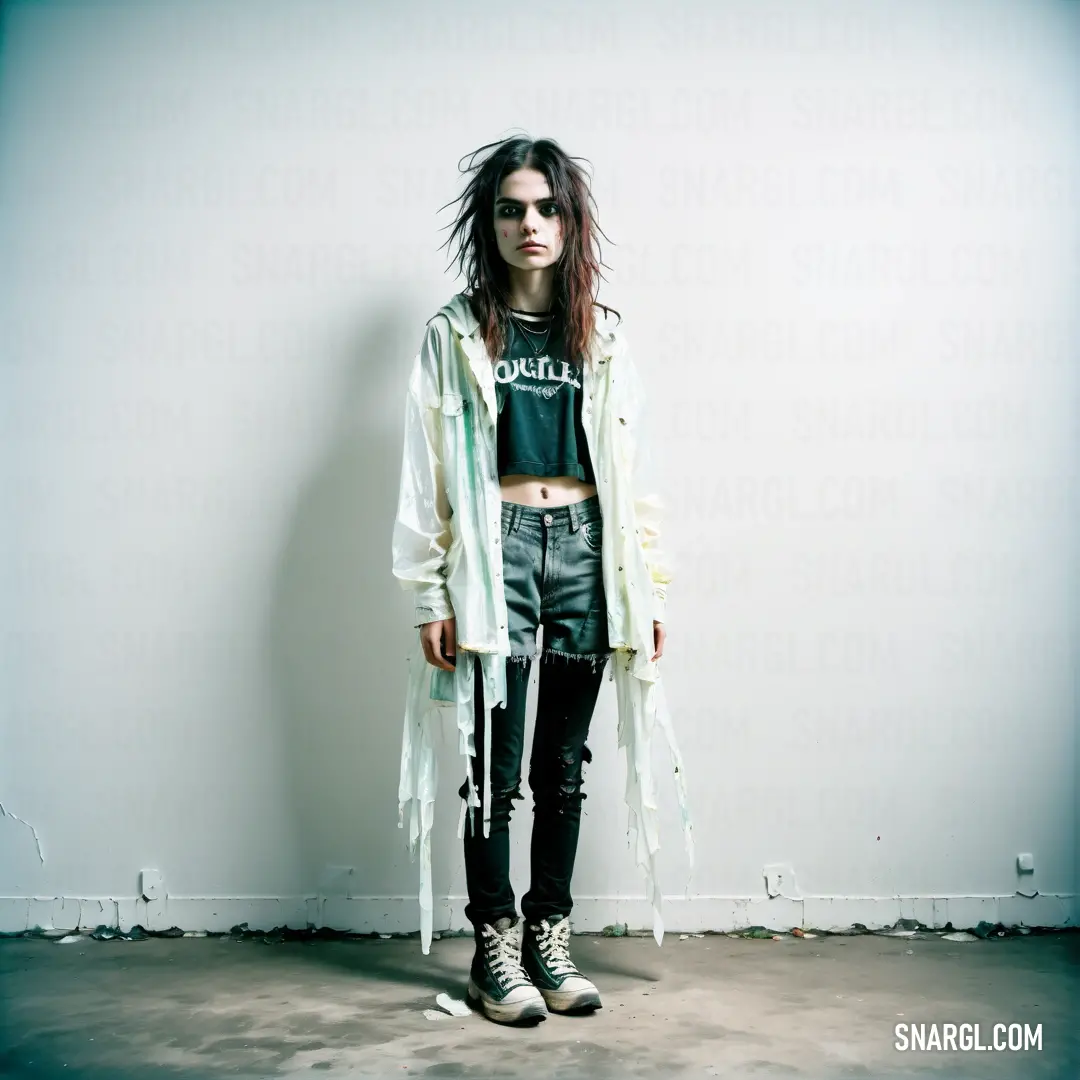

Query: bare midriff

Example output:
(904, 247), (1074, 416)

(499, 473), (597, 508)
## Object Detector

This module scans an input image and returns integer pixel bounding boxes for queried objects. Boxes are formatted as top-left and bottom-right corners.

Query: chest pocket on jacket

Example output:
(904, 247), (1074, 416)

(440, 392), (464, 417)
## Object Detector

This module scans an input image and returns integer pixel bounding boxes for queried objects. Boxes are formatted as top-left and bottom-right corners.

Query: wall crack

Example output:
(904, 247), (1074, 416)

(0, 800), (46, 864)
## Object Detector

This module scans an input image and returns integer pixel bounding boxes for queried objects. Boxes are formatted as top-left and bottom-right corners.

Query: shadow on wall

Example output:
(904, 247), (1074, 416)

(265, 296), (455, 927)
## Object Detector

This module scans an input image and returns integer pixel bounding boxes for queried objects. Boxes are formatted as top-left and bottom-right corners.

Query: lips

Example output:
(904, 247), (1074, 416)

(518, 243), (545, 251)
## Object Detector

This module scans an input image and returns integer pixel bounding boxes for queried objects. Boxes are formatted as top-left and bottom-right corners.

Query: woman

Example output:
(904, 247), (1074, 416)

(392, 135), (694, 1026)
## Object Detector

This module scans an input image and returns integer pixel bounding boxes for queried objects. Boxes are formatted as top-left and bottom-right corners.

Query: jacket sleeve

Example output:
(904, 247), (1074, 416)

(392, 319), (455, 627)
(616, 329), (674, 624)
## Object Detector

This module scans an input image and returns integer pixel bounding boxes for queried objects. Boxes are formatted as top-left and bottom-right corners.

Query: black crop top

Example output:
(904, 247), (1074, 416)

(494, 308), (595, 484)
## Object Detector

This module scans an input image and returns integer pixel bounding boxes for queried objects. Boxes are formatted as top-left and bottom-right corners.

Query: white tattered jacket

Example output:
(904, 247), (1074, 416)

(392, 292), (694, 954)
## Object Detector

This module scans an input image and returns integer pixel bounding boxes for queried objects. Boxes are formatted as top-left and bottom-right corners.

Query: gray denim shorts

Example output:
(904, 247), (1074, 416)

(500, 492), (611, 668)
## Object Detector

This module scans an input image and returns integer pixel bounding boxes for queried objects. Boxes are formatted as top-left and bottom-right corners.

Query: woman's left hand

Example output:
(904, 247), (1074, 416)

(651, 620), (665, 661)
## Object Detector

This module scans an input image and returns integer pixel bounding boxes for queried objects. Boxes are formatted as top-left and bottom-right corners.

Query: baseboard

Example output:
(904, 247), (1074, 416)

(0, 892), (1075, 936)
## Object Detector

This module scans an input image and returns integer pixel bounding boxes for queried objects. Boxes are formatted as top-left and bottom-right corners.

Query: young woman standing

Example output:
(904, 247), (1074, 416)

(393, 136), (693, 1026)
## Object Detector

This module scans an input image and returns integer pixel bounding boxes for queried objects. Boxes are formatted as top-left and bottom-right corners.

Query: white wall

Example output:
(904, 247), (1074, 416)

(2, 0), (1077, 936)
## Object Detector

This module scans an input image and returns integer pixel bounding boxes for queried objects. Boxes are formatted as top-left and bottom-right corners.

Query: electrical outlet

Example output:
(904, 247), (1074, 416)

(140, 868), (163, 900)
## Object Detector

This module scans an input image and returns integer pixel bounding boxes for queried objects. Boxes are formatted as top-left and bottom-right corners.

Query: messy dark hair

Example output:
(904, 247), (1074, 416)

(437, 134), (620, 370)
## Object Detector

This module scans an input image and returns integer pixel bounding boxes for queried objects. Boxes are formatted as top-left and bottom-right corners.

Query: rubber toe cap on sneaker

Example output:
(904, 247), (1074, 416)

(467, 978), (548, 1024)
(539, 975), (602, 1012)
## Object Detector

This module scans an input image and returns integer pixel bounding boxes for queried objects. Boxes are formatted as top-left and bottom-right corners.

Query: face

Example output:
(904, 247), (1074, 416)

(493, 167), (564, 273)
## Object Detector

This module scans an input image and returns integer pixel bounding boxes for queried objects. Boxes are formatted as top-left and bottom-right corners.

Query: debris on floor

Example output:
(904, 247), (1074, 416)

(88, 925), (149, 941)
(434, 993), (470, 1017)
(1, 917), (1048, 946)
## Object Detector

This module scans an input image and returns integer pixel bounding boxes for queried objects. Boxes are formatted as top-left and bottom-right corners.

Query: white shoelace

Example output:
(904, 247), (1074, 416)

(533, 919), (580, 978)
(483, 923), (529, 984)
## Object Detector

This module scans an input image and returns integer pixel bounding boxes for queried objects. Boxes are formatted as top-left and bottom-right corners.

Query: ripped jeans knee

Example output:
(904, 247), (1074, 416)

(532, 782), (588, 819)
(529, 745), (592, 818)
(458, 777), (525, 832)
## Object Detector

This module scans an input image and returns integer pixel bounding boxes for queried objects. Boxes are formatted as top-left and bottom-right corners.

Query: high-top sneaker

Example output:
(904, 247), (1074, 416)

(521, 914), (602, 1013)
(466, 915), (547, 1024)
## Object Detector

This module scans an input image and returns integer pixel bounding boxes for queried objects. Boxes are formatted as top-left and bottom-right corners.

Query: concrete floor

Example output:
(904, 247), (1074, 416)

(0, 927), (1076, 1080)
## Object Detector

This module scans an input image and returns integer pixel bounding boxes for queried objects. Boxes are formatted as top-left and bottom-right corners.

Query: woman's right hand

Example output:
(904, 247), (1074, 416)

(420, 617), (456, 671)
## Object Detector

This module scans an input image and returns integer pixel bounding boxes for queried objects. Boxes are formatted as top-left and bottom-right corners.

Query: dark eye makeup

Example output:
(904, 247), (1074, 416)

(497, 202), (559, 217)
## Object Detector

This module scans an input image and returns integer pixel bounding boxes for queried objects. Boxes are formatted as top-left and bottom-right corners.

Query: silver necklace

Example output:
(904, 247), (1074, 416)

(509, 310), (552, 357)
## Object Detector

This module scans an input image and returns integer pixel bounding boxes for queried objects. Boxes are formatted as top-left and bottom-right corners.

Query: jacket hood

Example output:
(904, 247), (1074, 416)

(435, 293), (477, 338)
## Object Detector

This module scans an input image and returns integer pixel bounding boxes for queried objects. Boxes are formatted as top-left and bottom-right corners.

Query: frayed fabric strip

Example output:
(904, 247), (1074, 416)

(457, 778), (481, 838)
(504, 646), (610, 667)
(399, 643), (508, 955)
(541, 647), (613, 675)
(612, 647), (695, 948)
(397, 637), (440, 954)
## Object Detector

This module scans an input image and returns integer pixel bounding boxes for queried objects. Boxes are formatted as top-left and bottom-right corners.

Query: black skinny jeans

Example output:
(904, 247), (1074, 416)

(459, 494), (611, 934)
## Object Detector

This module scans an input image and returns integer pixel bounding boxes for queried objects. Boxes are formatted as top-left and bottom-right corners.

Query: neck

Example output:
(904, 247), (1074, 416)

(505, 266), (555, 313)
